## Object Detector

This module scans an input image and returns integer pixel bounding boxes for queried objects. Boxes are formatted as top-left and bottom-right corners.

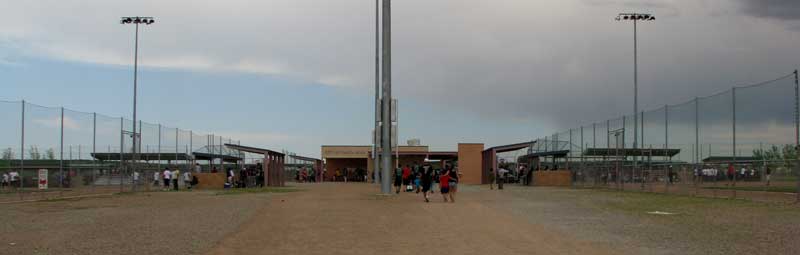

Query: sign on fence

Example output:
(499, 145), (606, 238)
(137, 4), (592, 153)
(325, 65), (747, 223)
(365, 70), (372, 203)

(38, 169), (48, 190)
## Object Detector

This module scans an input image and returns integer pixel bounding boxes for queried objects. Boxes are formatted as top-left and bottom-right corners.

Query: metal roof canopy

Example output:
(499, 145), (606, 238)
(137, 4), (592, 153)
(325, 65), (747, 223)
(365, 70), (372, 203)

(582, 148), (680, 157)
(192, 152), (242, 163)
(484, 141), (535, 153)
(290, 155), (322, 162)
(224, 143), (285, 156)
(517, 150), (570, 161)
(702, 156), (760, 163)
(92, 152), (192, 161)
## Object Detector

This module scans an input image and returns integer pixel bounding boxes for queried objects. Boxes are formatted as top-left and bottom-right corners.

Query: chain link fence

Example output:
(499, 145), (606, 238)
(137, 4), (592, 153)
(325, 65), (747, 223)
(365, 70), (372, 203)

(0, 100), (241, 202)
(524, 70), (800, 204)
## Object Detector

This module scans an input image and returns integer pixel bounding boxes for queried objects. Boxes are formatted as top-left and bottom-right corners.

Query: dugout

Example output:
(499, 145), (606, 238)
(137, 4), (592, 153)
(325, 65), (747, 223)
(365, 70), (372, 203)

(225, 144), (286, 187)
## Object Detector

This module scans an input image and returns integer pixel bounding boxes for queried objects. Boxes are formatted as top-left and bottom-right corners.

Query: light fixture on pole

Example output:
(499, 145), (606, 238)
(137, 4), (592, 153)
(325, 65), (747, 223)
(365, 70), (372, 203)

(615, 12), (654, 179)
(120, 16), (154, 182)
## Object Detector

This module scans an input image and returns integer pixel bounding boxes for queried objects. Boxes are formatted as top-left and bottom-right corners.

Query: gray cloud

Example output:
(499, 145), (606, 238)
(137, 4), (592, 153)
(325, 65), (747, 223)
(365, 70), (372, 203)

(738, 0), (800, 20)
(0, 0), (798, 143)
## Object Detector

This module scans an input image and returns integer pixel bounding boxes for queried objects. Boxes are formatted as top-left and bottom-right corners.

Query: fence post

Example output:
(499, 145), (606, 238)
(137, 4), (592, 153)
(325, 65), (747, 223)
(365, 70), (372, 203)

(219, 136), (223, 171)
(158, 124), (161, 181)
(60, 107), (65, 189)
(580, 126), (584, 187)
(119, 117), (124, 193)
(175, 128), (179, 171)
(189, 130), (193, 170)
(732, 87), (737, 199)
(20, 100), (25, 191)
(793, 69), (799, 202)
(92, 113), (96, 192)
(641, 111), (645, 190)
(664, 105), (669, 193)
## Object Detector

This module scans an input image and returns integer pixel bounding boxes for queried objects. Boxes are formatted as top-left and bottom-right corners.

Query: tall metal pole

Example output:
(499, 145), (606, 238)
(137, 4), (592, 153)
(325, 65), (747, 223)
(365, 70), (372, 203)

(119, 117), (124, 192)
(92, 113), (96, 191)
(732, 88), (737, 191)
(632, 17), (639, 188)
(158, 124), (162, 173)
(373, 0), (381, 184)
(664, 105), (669, 189)
(59, 107), (64, 189)
(189, 130), (193, 171)
(131, 22), (140, 182)
(793, 69), (799, 201)
(380, 0), (392, 194)
(695, 97), (699, 166)
(19, 100), (25, 190)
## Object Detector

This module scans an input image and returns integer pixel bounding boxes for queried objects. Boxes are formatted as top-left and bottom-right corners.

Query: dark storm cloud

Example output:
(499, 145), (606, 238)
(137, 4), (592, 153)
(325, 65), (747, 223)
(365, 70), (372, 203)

(738, 0), (800, 20)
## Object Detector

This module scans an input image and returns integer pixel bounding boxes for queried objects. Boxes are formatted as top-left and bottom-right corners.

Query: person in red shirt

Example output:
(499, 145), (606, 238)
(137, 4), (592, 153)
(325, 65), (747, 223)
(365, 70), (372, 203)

(439, 169), (451, 202)
(402, 165), (412, 192)
(727, 164), (735, 184)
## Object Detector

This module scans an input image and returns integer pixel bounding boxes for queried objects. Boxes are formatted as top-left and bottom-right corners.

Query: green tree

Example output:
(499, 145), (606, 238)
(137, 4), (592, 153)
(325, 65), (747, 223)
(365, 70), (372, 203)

(29, 146), (41, 160)
(2, 148), (14, 160)
(46, 148), (56, 160)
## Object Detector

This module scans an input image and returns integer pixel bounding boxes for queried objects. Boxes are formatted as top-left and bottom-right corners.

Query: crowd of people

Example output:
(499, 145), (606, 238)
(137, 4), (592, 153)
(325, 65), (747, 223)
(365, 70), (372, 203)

(694, 164), (771, 185)
(389, 163), (461, 203)
(0, 170), (20, 190)
(153, 166), (197, 191)
(332, 168), (367, 182)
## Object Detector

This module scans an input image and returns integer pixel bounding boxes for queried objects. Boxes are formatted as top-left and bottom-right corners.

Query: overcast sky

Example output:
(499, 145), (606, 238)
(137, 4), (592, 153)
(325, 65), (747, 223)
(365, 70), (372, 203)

(1, 0), (799, 158)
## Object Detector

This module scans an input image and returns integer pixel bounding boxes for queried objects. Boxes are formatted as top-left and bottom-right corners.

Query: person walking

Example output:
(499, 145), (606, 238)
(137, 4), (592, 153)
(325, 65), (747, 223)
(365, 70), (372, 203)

(765, 166), (772, 186)
(172, 168), (180, 191)
(448, 165), (459, 202)
(152, 171), (160, 187)
(1, 172), (9, 191)
(439, 168), (451, 203)
(402, 165), (412, 192)
(488, 168), (495, 190)
(9, 170), (20, 189)
(420, 164), (433, 202)
(132, 170), (140, 191)
(183, 171), (192, 190)
(497, 167), (509, 190)
(394, 166), (403, 194)
(226, 168), (235, 187)
(162, 168), (171, 191)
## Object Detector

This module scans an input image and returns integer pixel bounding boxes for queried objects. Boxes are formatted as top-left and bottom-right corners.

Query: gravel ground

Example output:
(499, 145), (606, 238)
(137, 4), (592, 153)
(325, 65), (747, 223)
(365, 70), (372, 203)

(477, 185), (800, 255)
(4, 183), (799, 255)
(0, 190), (274, 255)
(207, 183), (622, 255)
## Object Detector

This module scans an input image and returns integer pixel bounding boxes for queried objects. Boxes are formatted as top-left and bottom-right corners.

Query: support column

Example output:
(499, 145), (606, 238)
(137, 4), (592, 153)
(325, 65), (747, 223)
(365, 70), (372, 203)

(380, 0), (393, 194)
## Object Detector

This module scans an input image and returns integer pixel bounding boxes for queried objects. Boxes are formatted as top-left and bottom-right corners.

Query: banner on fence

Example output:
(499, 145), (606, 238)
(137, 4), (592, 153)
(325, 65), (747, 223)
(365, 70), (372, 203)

(38, 169), (48, 190)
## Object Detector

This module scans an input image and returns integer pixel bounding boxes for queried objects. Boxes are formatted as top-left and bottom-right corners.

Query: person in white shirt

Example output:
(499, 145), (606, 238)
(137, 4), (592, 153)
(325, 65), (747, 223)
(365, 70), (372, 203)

(740, 167), (747, 180)
(227, 168), (235, 184)
(194, 163), (202, 173)
(153, 171), (160, 186)
(132, 171), (140, 191)
(171, 169), (180, 191)
(2, 172), (8, 189)
(9, 170), (19, 188)
(183, 171), (192, 190)
(162, 168), (171, 190)
(497, 167), (509, 190)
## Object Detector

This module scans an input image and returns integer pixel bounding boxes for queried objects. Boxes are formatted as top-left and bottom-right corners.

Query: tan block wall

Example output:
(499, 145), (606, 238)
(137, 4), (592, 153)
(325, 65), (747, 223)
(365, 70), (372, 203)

(458, 143), (484, 185)
(533, 171), (572, 186)
(194, 173), (226, 189)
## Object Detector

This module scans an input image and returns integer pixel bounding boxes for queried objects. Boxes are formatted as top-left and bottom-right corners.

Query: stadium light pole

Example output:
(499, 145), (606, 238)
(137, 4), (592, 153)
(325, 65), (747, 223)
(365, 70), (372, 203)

(121, 16), (155, 178)
(373, 0), (381, 184)
(380, 0), (392, 194)
(615, 13), (654, 178)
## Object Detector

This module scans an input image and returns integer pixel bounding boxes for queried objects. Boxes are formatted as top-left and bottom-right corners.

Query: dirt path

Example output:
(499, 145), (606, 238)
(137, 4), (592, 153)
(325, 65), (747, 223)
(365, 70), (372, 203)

(206, 183), (621, 255)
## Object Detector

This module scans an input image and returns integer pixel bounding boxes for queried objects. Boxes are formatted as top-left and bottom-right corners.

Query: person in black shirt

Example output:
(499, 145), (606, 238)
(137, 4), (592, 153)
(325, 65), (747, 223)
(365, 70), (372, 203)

(447, 165), (459, 202)
(420, 164), (433, 202)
